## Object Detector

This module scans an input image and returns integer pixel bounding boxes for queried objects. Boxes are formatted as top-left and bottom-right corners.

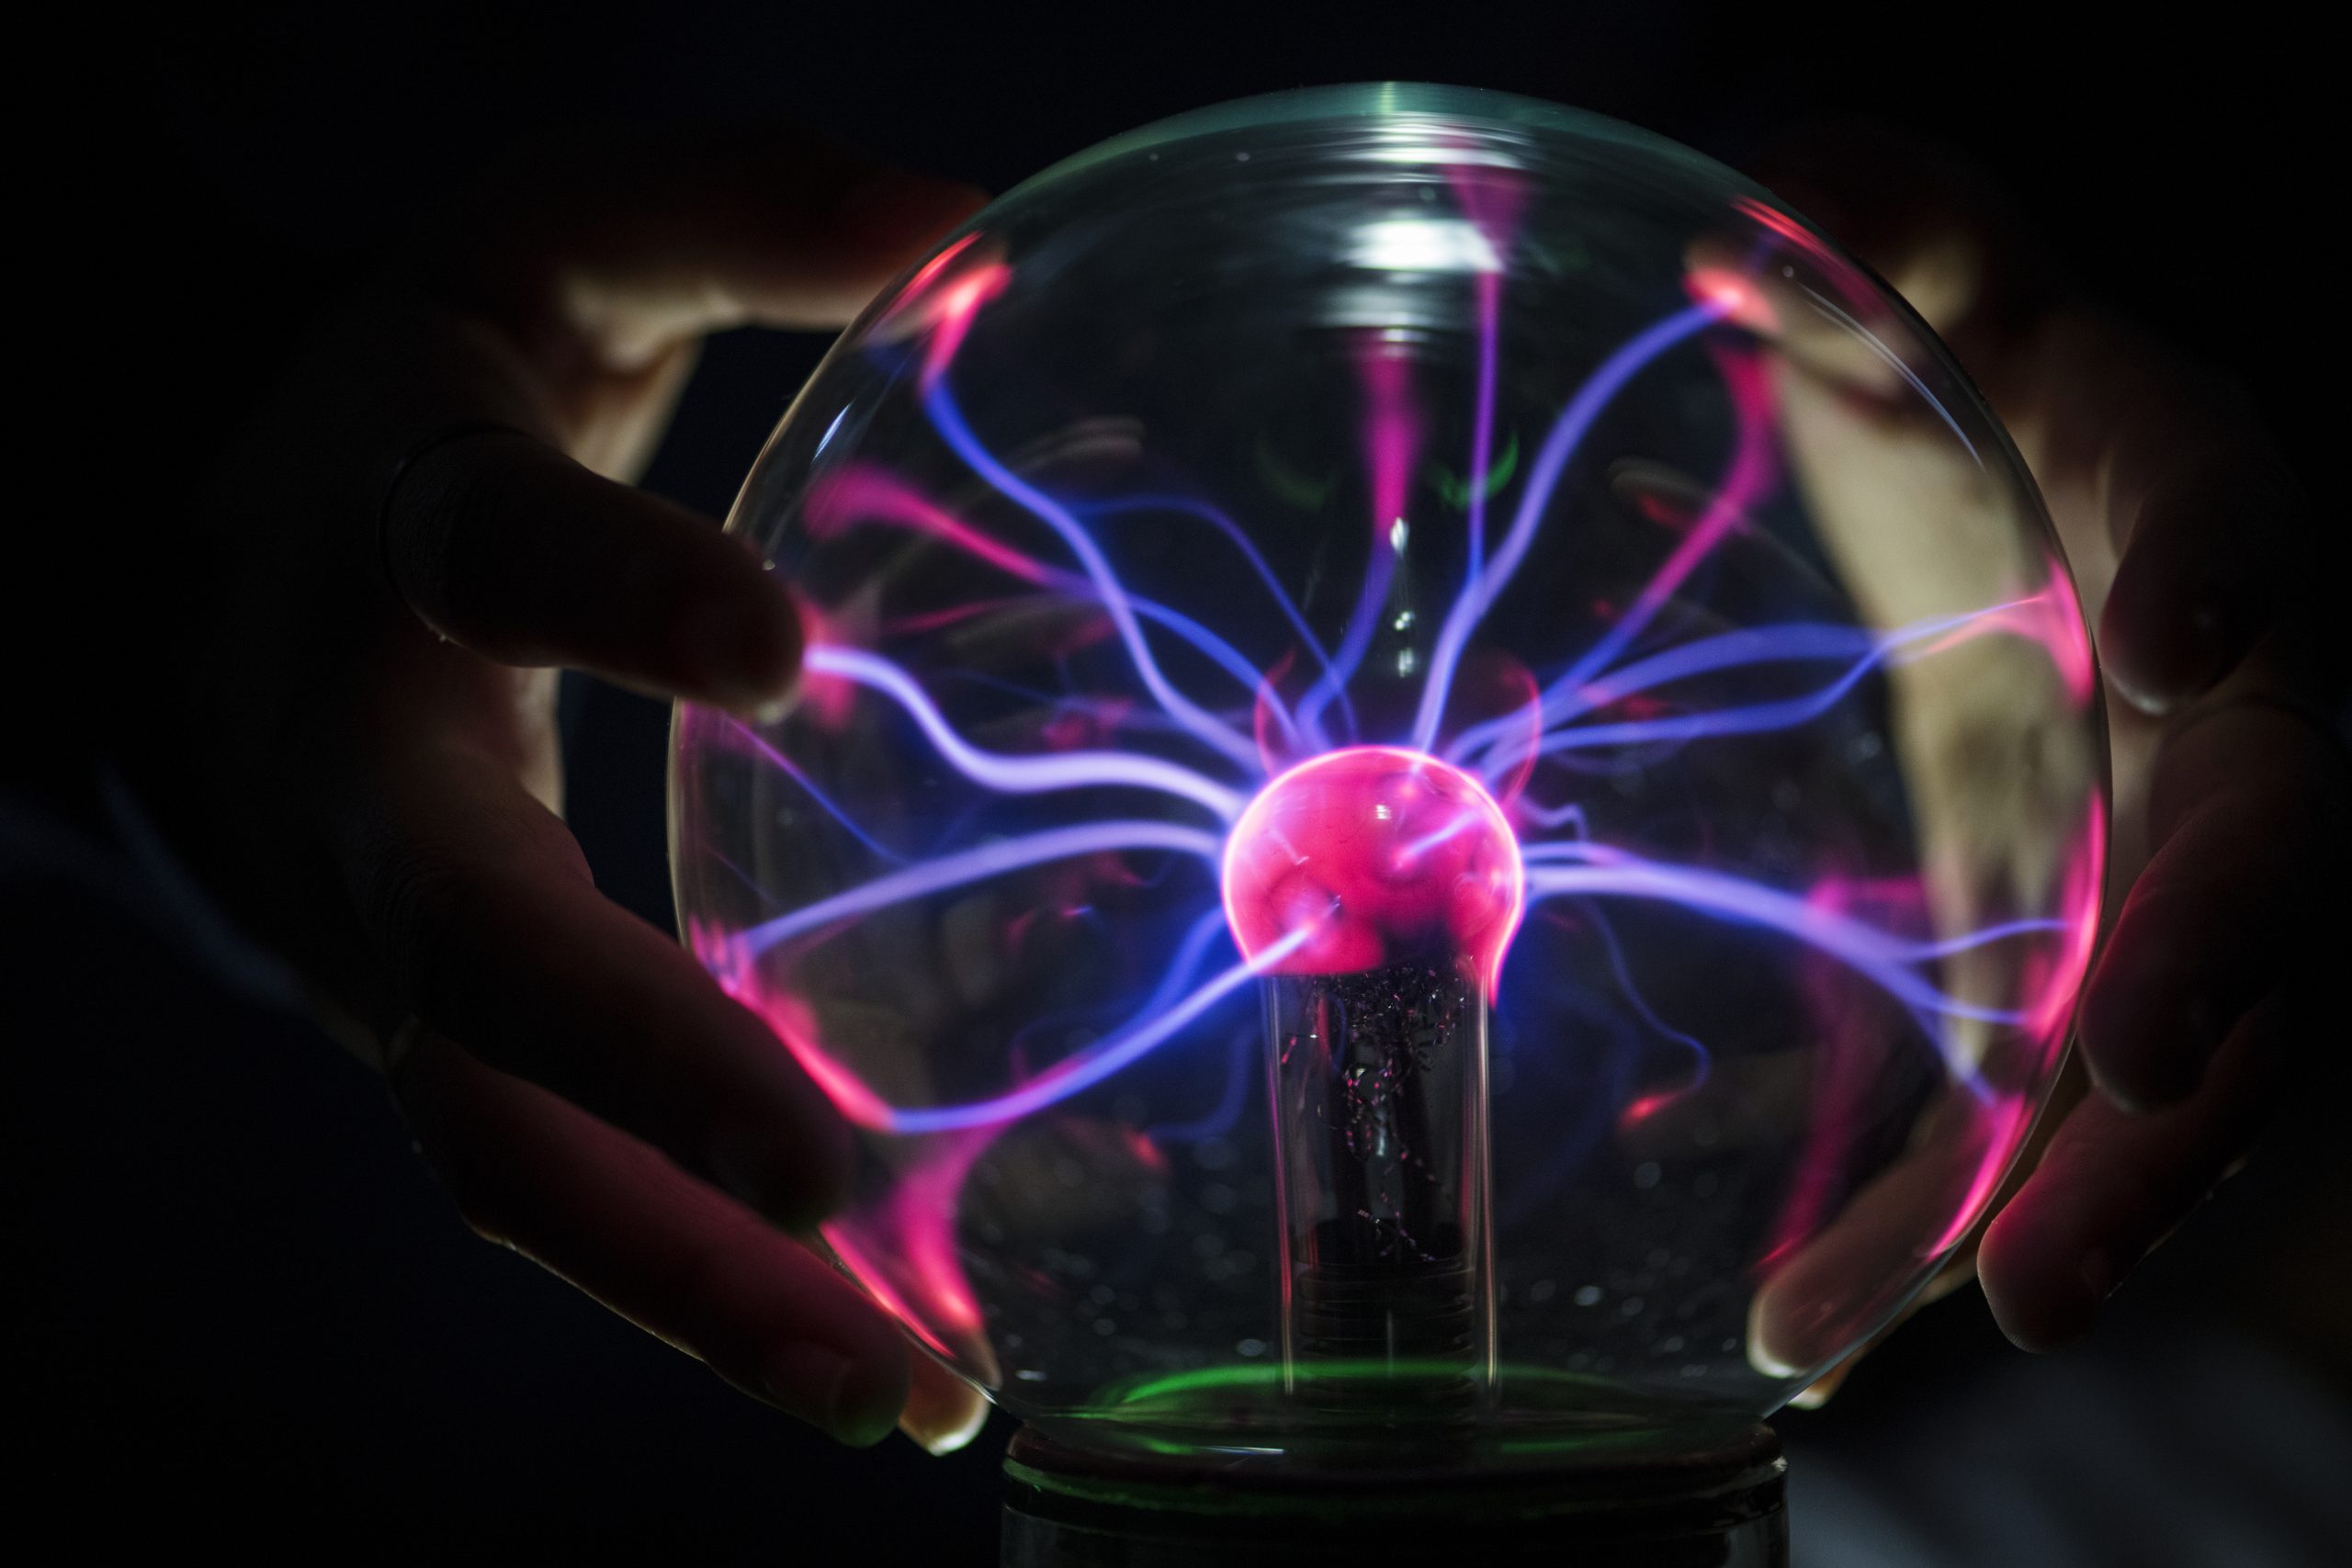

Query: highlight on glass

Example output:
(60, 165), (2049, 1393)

(669, 83), (2107, 1462)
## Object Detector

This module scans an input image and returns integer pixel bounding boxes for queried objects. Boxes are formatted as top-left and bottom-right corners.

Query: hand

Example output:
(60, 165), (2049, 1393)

(131, 121), (990, 1452)
(1744, 123), (2349, 1396)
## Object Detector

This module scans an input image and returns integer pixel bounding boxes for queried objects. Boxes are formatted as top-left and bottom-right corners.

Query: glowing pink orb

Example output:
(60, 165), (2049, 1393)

(1220, 745), (1526, 987)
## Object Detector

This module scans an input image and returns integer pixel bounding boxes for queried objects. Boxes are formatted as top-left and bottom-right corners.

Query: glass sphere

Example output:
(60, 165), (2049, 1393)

(670, 83), (2105, 1464)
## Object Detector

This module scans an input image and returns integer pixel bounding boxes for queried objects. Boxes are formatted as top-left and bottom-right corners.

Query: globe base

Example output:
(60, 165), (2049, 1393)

(1000, 1419), (1787, 1567)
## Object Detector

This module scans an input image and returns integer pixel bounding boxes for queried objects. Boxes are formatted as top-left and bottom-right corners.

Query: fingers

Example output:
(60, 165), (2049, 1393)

(1977, 987), (2302, 1350)
(2003, 306), (2312, 715)
(1746, 126), (2314, 720)
(1982, 305), (2312, 718)
(1745, 1089), (1989, 1382)
(424, 119), (987, 367)
(346, 745), (852, 1230)
(383, 426), (800, 712)
(1759, 1055), (2094, 1404)
(378, 124), (984, 703)
(395, 1030), (910, 1446)
(899, 1351), (990, 1456)
(2095, 423), (2306, 714)
(2078, 700), (2351, 1108)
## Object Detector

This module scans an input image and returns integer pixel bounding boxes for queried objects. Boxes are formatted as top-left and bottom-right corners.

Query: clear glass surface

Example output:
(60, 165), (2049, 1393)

(669, 83), (2107, 1463)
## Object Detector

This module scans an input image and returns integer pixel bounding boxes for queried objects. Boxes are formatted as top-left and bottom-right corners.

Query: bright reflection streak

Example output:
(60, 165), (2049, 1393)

(1349, 217), (1504, 274)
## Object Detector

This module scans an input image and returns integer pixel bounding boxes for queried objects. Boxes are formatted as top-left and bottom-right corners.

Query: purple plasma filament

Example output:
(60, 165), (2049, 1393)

(697, 187), (2105, 1316)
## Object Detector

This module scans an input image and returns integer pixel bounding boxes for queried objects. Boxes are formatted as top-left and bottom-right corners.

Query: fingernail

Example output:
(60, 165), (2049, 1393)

(901, 1398), (989, 1456)
(1789, 1369), (1846, 1410)
(2101, 660), (2184, 719)
(702, 605), (799, 712)
(763, 1344), (897, 1448)
(2101, 600), (2231, 716)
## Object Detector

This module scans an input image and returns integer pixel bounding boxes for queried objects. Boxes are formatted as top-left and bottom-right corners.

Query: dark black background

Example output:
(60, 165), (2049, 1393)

(15, 4), (2342, 1562)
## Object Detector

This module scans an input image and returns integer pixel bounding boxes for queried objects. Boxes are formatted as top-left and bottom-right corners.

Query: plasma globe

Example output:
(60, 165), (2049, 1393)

(671, 84), (2106, 1441)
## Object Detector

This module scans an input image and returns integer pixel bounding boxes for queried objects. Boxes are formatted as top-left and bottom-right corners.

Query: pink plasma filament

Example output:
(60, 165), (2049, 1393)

(1220, 746), (1527, 994)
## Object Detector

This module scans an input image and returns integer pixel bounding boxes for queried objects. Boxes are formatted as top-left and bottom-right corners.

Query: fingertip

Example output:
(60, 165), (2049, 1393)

(837, 1360), (916, 1450)
(2077, 1052), (2187, 1119)
(837, 172), (989, 257)
(2086, 1052), (2208, 1117)
(760, 1338), (909, 1449)
(882, 1342), (985, 1454)
(2098, 583), (2230, 717)
(2098, 458), (2292, 714)
(1984, 991), (2299, 1358)
(901, 1393), (989, 1457)
(695, 556), (804, 716)
(1988, 1303), (2087, 1355)
(1743, 1310), (1804, 1382)
(2077, 1002), (2208, 1116)
(1788, 1362), (1850, 1410)
(1977, 1209), (2102, 1353)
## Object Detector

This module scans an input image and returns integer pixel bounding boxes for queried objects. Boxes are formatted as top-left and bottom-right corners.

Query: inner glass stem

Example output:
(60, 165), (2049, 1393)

(1264, 951), (1497, 1413)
